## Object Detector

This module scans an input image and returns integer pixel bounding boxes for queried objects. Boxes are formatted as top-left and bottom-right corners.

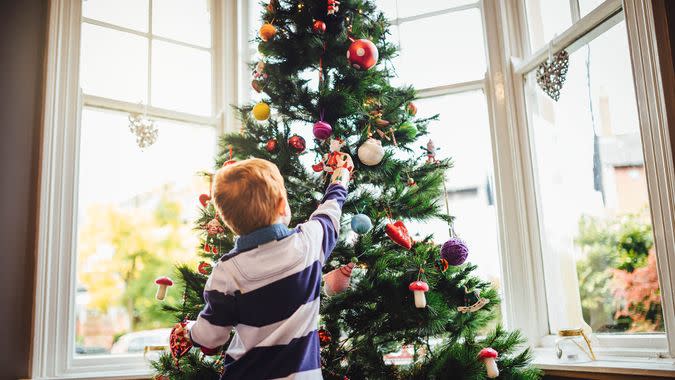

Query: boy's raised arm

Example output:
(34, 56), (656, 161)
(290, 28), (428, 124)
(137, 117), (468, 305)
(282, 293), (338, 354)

(308, 168), (350, 262)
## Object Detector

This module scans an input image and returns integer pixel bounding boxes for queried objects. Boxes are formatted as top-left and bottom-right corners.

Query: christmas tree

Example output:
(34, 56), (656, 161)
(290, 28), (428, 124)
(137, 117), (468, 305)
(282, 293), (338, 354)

(153, 0), (541, 379)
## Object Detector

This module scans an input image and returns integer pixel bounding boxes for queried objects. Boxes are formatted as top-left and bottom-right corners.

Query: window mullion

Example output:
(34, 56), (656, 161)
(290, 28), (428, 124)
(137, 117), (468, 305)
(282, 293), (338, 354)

(147, 0), (152, 107)
(82, 94), (217, 126)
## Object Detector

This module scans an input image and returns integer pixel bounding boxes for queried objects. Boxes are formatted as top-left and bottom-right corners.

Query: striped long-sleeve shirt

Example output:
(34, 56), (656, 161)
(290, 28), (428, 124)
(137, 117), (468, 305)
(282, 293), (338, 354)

(189, 183), (348, 379)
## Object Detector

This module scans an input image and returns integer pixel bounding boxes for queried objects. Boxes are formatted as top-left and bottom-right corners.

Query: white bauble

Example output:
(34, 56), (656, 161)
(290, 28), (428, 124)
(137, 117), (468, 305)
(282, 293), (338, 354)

(357, 138), (385, 166)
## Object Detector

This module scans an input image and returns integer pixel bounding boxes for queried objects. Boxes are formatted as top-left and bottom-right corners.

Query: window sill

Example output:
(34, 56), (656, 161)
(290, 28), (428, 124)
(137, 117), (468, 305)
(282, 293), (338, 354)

(533, 348), (675, 377)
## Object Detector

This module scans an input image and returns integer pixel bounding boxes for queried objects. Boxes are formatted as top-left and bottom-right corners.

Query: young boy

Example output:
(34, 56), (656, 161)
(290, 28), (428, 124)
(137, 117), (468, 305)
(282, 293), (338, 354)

(188, 158), (350, 379)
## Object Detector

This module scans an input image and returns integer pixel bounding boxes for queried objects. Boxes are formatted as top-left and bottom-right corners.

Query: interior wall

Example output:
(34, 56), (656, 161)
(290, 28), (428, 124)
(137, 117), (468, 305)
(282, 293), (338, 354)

(0, 0), (47, 379)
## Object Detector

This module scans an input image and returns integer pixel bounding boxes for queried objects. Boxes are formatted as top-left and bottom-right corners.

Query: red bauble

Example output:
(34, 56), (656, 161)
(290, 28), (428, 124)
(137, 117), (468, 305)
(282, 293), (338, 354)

(347, 39), (379, 70)
(312, 20), (326, 34)
(265, 138), (278, 153)
(385, 220), (413, 250)
(288, 135), (306, 153)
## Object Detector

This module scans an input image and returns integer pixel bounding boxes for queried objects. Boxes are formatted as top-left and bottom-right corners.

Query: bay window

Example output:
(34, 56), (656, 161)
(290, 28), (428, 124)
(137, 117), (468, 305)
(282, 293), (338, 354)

(35, 0), (675, 378)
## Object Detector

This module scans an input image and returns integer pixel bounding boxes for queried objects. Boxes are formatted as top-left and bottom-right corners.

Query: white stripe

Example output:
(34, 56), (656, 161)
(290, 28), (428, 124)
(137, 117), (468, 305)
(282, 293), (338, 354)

(273, 368), (323, 380)
(189, 317), (232, 350)
(207, 234), (317, 294)
(233, 297), (320, 349)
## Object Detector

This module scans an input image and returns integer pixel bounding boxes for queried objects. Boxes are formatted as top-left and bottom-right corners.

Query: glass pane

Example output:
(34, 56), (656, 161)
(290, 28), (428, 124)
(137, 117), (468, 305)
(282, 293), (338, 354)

(75, 107), (216, 355)
(80, 23), (148, 103)
(82, 0), (149, 32)
(396, 0), (477, 18)
(579, 0), (606, 18)
(374, 0), (397, 20)
(397, 8), (486, 88)
(407, 91), (501, 287)
(525, 0), (573, 52)
(152, 0), (211, 47)
(525, 20), (663, 334)
(151, 40), (212, 116)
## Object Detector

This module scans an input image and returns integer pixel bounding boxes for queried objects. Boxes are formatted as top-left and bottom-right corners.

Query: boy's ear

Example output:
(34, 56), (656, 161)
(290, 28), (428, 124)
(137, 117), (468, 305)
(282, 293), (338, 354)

(277, 196), (287, 215)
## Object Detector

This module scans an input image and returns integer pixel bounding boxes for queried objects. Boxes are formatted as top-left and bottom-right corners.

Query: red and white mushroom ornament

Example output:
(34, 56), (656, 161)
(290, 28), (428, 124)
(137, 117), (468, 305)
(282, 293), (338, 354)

(408, 280), (429, 308)
(478, 347), (499, 378)
(154, 276), (174, 301)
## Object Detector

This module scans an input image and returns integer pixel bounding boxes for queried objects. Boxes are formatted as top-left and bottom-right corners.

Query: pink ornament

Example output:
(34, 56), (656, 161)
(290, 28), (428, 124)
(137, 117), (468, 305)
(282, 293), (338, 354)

(347, 39), (379, 70)
(323, 262), (355, 296)
(313, 120), (333, 140)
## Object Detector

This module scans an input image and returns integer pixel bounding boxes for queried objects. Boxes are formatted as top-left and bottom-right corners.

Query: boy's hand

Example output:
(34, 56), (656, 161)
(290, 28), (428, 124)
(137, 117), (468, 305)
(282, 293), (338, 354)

(331, 167), (351, 188)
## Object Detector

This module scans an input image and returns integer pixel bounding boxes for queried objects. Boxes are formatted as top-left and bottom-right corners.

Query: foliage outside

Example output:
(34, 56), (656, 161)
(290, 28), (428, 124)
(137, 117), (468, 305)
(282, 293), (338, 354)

(575, 210), (662, 333)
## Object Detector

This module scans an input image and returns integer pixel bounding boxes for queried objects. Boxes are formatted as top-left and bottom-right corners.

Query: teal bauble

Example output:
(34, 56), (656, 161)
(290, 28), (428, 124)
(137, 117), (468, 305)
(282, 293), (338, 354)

(351, 214), (372, 234)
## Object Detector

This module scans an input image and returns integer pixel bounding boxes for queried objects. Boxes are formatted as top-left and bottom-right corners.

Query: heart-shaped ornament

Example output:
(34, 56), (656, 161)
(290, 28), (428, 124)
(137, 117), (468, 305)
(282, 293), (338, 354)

(386, 220), (412, 250)
(536, 50), (569, 101)
(199, 194), (211, 207)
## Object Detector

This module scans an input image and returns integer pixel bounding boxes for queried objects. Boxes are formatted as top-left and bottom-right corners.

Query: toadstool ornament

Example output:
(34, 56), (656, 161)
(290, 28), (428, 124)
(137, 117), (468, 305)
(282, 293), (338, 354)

(259, 23), (277, 41)
(347, 39), (379, 70)
(478, 348), (499, 378)
(252, 102), (271, 121)
(408, 280), (429, 308)
(323, 262), (355, 296)
(357, 137), (385, 166)
(154, 276), (173, 301)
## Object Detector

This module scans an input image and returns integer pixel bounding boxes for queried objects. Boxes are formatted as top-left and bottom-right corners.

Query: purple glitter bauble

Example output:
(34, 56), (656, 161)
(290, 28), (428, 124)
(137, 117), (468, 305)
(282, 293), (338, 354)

(313, 121), (332, 140)
(441, 238), (469, 266)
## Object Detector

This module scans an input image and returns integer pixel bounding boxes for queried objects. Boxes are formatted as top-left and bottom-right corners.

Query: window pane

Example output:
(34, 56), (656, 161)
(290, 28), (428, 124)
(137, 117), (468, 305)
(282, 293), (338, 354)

(397, 8), (485, 88)
(82, 0), (149, 32)
(374, 0), (397, 20)
(80, 23), (148, 103)
(524, 20), (663, 334)
(75, 107), (216, 355)
(151, 40), (212, 116)
(407, 91), (502, 289)
(525, 0), (572, 52)
(579, 0), (606, 18)
(396, 0), (477, 18)
(152, 0), (211, 47)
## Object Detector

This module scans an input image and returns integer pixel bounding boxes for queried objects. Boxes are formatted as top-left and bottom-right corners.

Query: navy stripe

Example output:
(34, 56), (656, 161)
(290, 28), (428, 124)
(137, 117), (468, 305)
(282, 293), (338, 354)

(322, 183), (347, 207)
(221, 330), (320, 379)
(311, 214), (338, 260)
(201, 260), (323, 328)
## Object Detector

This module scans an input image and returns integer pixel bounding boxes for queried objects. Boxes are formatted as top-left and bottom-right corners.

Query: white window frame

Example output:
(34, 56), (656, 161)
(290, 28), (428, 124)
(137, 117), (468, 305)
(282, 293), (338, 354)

(32, 1), (245, 378)
(485, 0), (675, 368)
(35, 0), (675, 378)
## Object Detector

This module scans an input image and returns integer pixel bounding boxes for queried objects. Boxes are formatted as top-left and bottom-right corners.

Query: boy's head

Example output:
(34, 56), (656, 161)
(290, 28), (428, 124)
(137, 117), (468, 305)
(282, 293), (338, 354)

(212, 158), (289, 235)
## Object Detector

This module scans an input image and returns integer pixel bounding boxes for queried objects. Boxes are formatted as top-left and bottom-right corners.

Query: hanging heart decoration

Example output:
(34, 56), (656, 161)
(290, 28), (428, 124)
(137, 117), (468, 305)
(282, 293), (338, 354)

(169, 320), (193, 366)
(199, 194), (211, 208)
(385, 220), (412, 250)
(535, 49), (569, 101)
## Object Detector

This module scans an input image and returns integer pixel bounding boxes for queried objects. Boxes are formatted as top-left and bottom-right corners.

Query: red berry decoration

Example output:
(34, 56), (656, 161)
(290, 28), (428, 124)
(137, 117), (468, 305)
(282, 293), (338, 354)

(318, 328), (332, 346)
(347, 39), (379, 70)
(198, 261), (212, 275)
(312, 20), (326, 34)
(265, 138), (278, 153)
(288, 135), (306, 153)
